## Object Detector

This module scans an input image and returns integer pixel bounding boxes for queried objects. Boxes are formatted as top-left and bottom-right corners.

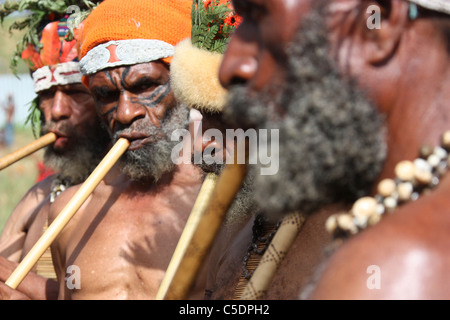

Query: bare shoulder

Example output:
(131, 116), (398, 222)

(11, 175), (55, 216)
(1, 175), (55, 235)
(0, 175), (56, 260)
(47, 176), (113, 223)
(308, 185), (450, 299)
(47, 181), (85, 223)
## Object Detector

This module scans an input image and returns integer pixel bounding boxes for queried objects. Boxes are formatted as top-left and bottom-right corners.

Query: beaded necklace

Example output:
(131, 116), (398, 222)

(326, 130), (450, 239)
(49, 175), (73, 203)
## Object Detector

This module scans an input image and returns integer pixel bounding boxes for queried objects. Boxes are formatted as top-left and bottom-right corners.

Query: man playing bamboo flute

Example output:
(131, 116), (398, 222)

(48, 0), (204, 299)
(0, 1), (109, 300)
(217, 0), (450, 299)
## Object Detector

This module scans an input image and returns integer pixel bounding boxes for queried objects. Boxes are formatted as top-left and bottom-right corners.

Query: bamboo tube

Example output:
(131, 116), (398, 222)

(0, 132), (57, 170)
(5, 138), (130, 289)
(156, 161), (247, 300)
(240, 212), (306, 300)
(156, 173), (218, 299)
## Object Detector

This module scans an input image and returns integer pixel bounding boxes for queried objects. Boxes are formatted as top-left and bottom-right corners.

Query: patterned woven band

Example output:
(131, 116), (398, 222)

(80, 39), (174, 75)
(32, 61), (82, 93)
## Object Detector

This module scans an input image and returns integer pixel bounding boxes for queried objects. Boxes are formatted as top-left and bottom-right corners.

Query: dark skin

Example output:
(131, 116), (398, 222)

(0, 83), (99, 300)
(38, 84), (99, 152)
(48, 61), (203, 299)
(205, 0), (335, 300)
(219, 0), (450, 299)
(309, 0), (450, 299)
(90, 62), (174, 146)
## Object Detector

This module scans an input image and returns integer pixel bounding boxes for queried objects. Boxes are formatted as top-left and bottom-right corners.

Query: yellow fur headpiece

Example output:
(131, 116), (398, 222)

(170, 0), (240, 113)
(171, 39), (226, 113)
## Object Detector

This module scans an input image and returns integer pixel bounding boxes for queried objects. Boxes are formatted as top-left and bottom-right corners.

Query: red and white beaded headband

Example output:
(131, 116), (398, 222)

(32, 61), (82, 93)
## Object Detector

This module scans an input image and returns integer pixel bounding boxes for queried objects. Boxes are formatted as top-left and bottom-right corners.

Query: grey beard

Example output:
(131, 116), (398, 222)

(43, 129), (109, 185)
(199, 163), (258, 226)
(226, 174), (258, 226)
(116, 105), (189, 183)
(224, 10), (387, 220)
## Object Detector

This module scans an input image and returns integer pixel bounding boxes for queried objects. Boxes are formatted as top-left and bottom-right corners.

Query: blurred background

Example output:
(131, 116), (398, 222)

(0, 3), (42, 233)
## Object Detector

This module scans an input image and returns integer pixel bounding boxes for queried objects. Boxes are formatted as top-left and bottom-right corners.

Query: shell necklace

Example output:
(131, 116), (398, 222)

(326, 130), (450, 239)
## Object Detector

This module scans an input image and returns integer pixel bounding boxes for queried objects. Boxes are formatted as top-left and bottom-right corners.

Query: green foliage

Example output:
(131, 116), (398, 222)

(191, 0), (237, 54)
(0, 0), (98, 74)
(0, 0), (99, 132)
(25, 96), (41, 138)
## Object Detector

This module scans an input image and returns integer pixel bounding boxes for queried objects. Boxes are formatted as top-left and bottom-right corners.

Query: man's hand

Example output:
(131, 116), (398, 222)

(0, 281), (30, 300)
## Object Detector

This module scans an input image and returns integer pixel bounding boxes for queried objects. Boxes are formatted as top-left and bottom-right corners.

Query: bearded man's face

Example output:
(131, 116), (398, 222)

(39, 83), (110, 184)
(89, 61), (189, 183)
(220, 2), (387, 220)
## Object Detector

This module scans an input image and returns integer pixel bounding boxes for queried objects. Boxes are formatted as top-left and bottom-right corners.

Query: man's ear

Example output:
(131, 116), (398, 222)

(362, 0), (410, 65)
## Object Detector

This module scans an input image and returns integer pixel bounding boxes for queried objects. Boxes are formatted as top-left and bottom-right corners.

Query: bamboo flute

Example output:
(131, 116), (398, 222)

(5, 138), (130, 289)
(0, 132), (57, 170)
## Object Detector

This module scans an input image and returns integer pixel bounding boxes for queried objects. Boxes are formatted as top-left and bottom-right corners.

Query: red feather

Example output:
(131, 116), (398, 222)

(39, 21), (63, 66)
(21, 44), (43, 71)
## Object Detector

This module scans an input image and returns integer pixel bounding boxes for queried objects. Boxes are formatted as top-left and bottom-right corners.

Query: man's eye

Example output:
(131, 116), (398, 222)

(64, 89), (89, 96)
(38, 89), (55, 100)
(131, 81), (157, 94)
(94, 89), (119, 102)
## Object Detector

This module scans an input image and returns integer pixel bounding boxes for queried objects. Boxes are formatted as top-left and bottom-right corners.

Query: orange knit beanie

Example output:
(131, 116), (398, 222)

(79, 0), (191, 75)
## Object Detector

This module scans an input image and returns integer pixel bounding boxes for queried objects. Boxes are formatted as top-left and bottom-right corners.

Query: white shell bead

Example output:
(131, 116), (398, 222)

(377, 179), (396, 197)
(414, 158), (432, 172)
(428, 154), (441, 168)
(384, 196), (397, 210)
(395, 160), (415, 181)
(337, 214), (358, 234)
(368, 213), (382, 226)
(441, 131), (450, 149)
(325, 215), (338, 233)
(434, 146), (448, 160)
(352, 197), (378, 218)
(414, 158), (433, 184)
(397, 182), (413, 201)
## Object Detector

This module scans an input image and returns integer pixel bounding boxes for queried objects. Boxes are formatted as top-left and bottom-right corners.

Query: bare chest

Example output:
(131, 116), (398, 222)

(59, 193), (192, 299)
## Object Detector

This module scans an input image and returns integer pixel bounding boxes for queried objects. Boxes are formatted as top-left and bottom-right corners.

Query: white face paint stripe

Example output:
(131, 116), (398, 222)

(80, 39), (174, 75)
(32, 62), (82, 93)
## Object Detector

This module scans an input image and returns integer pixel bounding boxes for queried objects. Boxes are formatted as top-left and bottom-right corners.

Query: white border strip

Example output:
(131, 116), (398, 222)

(32, 62), (82, 93)
(80, 39), (174, 75)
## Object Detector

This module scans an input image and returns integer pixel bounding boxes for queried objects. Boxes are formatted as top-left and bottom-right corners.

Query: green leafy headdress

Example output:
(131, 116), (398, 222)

(0, 0), (99, 136)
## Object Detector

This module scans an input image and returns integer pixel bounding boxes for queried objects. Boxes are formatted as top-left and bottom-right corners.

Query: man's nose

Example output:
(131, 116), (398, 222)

(219, 35), (258, 89)
(51, 90), (72, 121)
(116, 91), (146, 125)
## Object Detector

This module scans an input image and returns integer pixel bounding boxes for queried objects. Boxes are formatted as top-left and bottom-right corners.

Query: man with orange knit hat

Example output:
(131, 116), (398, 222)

(48, 0), (204, 299)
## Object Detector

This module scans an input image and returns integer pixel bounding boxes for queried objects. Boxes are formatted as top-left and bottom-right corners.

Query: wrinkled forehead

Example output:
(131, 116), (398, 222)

(88, 61), (170, 88)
